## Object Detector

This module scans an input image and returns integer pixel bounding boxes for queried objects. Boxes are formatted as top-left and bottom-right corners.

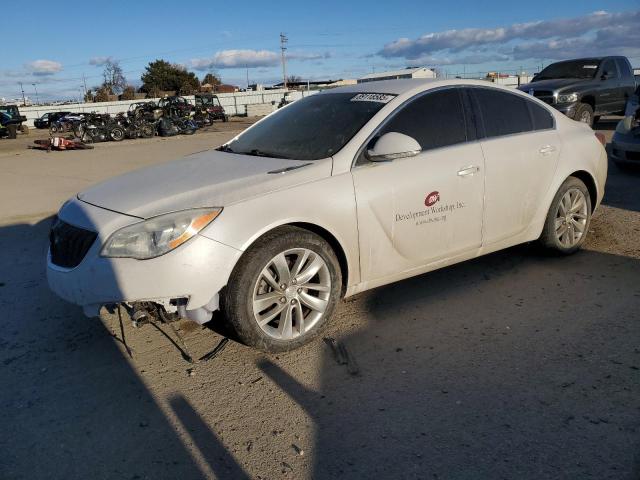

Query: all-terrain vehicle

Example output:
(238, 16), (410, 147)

(194, 93), (228, 123)
(0, 105), (29, 135)
(158, 96), (193, 119)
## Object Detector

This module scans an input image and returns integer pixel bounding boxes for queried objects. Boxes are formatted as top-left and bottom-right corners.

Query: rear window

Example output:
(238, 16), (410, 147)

(473, 89), (533, 138)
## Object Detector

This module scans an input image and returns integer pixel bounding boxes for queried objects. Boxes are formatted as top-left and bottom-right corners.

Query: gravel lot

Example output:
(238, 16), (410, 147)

(0, 117), (638, 480)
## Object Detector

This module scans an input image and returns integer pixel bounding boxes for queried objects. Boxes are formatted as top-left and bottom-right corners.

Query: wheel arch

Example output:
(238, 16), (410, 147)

(569, 170), (598, 210)
(289, 222), (349, 296)
(581, 95), (596, 112)
(235, 221), (352, 297)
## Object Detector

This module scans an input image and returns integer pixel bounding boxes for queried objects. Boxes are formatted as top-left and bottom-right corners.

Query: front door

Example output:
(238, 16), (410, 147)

(352, 88), (485, 282)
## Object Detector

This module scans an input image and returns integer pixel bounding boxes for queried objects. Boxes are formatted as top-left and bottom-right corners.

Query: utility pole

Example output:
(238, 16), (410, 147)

(32, 83), (39, 104)
(246, 65), (249, 90)
(82, 73), (88, 101)
(280, 33), (288, 90)
(18, 82), (26, 106)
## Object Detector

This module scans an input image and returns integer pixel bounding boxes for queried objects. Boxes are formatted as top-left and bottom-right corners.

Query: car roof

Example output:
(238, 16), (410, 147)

(320, 78), (515, 96)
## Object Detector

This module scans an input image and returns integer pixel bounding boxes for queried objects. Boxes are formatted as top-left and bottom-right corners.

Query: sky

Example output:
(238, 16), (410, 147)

(2, 0), (639, 102)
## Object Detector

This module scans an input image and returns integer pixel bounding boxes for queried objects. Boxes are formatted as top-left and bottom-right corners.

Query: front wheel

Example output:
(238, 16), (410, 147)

(574, 103), (594, 127)
(109, 127), (125, 142)
(221, 226), (342, 352)
(539, 176), (591, 254)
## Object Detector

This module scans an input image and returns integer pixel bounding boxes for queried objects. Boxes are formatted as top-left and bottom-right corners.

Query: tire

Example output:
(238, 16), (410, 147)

(140, 124), (155, 138)
(574, 103), (594, 127)
(49, 124), (58, 134)
(539, 176), (592, 254)
(7, 124), (18, 139)
(221, 226), (342, 352)
(109, 127), (125, 142)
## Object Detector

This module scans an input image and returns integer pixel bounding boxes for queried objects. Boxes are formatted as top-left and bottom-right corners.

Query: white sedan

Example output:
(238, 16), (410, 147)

(47, 79), (607, 352)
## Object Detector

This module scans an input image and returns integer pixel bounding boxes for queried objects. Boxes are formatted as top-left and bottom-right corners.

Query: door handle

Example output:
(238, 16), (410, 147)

(457, 165), (480, 176)
(539, 145), (557, 155)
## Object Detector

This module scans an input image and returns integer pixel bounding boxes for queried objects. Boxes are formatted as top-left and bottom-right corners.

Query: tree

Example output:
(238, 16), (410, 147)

(120, 85), (136, 100)
(102, 60), (126, 95)
(140, 60), (200, 95)
(94, 86), (111, 102)
(202, 72), (221, 86)
(287, 75), (302, 84)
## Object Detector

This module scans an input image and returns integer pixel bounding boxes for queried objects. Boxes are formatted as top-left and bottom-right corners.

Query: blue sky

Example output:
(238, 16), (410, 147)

(2, 0), (639, 101)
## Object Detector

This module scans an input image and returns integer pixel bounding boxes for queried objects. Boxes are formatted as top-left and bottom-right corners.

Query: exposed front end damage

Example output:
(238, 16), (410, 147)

(47, 197), (241, 326)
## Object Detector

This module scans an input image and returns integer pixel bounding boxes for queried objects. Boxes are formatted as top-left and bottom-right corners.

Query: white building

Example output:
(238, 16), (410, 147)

(357, 67), (436, 83)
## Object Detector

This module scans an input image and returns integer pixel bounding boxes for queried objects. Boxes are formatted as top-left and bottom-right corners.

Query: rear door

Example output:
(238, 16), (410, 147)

(469, 87), (560, 245)
(352, 87), (485, 282)
(598, 59), (621, 114)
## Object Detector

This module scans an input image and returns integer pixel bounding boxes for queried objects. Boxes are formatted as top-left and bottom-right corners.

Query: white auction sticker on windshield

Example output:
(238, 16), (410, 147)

(351, 93), (395, 103)
(583, 65), (598, 69)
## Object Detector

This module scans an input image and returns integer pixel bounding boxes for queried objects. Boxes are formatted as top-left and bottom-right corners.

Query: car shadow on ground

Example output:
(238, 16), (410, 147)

(261, 243), (640, 479)
(0, 217), (244, 479)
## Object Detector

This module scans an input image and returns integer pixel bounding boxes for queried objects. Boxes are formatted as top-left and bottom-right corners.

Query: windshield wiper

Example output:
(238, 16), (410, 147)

(240, 149), (291, 159)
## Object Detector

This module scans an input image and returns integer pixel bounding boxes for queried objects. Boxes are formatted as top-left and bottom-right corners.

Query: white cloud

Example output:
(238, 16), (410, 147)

(379, 10), (640, 64)
(190, 50), (280, 70)
(89, 56), (115, 66)
(25, 60), (62, 76)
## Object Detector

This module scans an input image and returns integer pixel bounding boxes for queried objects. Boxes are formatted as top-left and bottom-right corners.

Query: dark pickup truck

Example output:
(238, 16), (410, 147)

(518, 56), (636, 126)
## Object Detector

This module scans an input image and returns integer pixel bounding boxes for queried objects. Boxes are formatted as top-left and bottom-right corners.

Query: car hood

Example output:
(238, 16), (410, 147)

(78, 149), (332, 218)
(518, 78), (590, 92)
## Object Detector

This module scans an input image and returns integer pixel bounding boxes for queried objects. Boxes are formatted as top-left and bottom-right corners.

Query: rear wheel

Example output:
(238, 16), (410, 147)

(222, 226), (342, 352)
(539, 176), (591, 254)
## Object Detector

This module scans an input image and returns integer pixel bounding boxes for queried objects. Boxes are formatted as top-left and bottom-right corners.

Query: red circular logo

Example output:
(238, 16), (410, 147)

(425, 191), (440, 207)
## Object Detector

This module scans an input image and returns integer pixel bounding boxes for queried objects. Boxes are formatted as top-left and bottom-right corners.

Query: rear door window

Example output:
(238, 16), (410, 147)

(601, 60), (619, 79)
(527, 100), (554, 131)
(471, 88), (533, 138)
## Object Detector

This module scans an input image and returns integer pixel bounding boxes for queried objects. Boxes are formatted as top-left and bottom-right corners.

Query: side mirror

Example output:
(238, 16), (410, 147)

(365, 132), (421, 162)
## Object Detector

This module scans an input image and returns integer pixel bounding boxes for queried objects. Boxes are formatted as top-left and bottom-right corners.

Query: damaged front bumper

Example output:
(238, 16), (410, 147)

(46, 198), (242, 324)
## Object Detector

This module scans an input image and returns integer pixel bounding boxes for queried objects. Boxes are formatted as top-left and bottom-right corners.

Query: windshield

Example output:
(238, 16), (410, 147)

(223, 92), (393, 160)
(534, 59), (601, 81)
(197, 96), (220, 106)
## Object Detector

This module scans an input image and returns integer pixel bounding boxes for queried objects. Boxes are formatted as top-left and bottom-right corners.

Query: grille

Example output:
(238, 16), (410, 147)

(49, 218), (97, 268)
(530, 90), (555, 105)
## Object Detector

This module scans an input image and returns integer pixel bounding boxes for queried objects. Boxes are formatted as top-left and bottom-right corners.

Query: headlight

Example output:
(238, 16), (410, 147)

(101, 208), (222, 259)
(557, 93), (579, 103)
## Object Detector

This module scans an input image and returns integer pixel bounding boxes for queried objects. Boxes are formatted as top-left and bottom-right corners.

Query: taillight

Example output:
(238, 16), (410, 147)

(594, 132), (606, 146)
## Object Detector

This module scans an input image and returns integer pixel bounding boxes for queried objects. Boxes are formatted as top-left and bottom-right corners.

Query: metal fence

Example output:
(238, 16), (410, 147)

(18, 89), (317, 128)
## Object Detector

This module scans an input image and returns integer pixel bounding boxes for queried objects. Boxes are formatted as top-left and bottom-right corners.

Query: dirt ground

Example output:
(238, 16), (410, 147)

(0, 117), (638, 480)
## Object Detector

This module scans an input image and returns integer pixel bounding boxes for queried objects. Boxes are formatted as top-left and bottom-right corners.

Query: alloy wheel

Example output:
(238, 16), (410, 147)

(554, 188), (588, 248)
(579, 110), (592, 124)
(252, 248), (331, 340)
